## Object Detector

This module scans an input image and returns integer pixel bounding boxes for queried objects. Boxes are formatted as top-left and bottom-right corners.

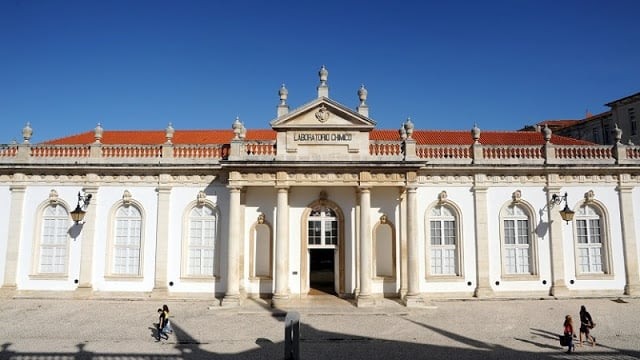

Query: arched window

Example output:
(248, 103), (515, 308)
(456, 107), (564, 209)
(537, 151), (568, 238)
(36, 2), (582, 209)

(39, 204), (70, 274)
(112, 205), (142, 275)
(187, 205), (218, 276)
(575, 204), (607, 274)
(308, 206), (338, 247)
(502, 204), (533, 275)
(428, 205), (459, 276)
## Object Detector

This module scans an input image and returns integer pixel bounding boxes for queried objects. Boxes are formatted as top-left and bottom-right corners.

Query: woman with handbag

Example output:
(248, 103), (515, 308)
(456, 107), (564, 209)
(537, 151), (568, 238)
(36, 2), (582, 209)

(579, 305), (596, 346)
(562, 315), (576, 354)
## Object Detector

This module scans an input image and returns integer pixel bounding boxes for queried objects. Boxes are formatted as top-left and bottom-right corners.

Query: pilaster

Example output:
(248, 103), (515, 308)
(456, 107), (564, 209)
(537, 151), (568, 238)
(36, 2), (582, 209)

(152, 183), (172, 297)
(223, 186), (242, 306)
(618, 182), (640, 295)
(75, 185), (99, 297)
(1, 184), (26, 294)
(473, 180), (494, 297)
(546, 185), (570, 297)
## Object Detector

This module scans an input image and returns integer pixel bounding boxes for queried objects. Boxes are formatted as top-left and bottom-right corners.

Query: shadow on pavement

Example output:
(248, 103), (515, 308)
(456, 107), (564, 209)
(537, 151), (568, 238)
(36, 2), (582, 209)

(3, 317), (640, 360)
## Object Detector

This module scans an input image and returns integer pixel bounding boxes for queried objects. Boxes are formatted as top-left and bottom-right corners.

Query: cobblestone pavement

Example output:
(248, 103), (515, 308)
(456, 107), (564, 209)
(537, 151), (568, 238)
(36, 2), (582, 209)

(0, 294), (638, 359)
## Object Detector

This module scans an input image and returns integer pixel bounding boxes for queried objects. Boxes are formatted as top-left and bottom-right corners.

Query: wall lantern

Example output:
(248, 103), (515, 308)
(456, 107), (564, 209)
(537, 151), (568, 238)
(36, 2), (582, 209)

(551, 192), (575, 223)
(70, 191), (92, 224)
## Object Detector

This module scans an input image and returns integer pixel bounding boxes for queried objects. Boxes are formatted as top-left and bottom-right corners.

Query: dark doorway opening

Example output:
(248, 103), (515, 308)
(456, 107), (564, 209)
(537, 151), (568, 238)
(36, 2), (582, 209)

(309, 248), (335, 295)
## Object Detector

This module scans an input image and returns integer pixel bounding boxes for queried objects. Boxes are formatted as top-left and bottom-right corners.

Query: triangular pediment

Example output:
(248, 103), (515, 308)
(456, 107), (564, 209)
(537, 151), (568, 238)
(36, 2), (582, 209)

(270, 97), (376, 131)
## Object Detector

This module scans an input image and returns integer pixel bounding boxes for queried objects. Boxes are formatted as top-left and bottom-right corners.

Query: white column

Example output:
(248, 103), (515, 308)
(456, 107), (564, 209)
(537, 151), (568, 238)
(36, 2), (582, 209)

(619, 185), (640, 295)
(473, 184), (494, 297)
(547, 186), (570, 297)
(272, 186), (290, 307)
(398, 188), (408, 299)
(223, 186), (242, 306)
(152, 185), (172, 296)
(1, 185), (25, 292)
(76, 186), (98, 296)
(404, 186), (424, 306)
(357, 187), (374, 307)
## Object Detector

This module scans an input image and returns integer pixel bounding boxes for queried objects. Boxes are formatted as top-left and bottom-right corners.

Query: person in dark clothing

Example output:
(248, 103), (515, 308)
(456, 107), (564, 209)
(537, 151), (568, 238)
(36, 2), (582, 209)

(579, 305), (596, 346)
(563, 315), (576, 354)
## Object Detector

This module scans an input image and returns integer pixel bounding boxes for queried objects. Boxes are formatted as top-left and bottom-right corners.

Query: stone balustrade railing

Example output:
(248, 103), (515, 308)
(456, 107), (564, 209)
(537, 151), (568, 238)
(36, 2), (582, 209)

(415, 145), (472, 164)
(370, 141), (403, 160)
(1, 139), (640, 166)
(243, 141), (277, 160)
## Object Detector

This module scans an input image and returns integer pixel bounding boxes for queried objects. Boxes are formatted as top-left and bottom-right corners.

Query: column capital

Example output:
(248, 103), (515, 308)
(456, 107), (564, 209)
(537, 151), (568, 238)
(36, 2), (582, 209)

(227, 185), (243, 192)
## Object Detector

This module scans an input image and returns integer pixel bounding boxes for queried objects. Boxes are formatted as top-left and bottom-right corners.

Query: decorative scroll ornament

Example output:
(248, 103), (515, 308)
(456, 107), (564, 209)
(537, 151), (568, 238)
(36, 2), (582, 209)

(197, 190), (207, 206)
(438, 190), (448, 203)
(315, 105), (330, 123)
(584, 190), (595, 204)
(122, 190), (133, 205)
(379, 214), (388, 224)
(257, 213), (266, 224)
(48, 189), (59, 204)
(319, 190), (328, 200)
(512, 190), (522, 204)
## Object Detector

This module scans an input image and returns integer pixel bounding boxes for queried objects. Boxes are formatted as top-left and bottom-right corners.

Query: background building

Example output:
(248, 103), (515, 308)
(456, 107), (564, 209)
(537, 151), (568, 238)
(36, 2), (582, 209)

(528, 92), (639, 145)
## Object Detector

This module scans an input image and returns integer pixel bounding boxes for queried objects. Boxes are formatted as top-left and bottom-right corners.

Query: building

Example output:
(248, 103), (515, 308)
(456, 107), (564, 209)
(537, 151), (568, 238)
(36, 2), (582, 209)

(532, 91), (640, 146)
(1, 67), (640, 307)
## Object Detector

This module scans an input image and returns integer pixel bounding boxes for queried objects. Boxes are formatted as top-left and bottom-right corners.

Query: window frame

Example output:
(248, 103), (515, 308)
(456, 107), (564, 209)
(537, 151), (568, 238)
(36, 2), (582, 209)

(181, 201), (220, 280)
(425, 201), (464, 280)
(105, 201), (145, 280)
(573, 201), (613, 279)
(499, 201), (539, 280)
(30, 201), (72, 279)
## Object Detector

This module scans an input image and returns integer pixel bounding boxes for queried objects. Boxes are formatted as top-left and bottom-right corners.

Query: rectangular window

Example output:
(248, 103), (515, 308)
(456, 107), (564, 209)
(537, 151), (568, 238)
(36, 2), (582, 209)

(430, 221), (441, 245)
(504, 220), (515, 245)
(40, 217), (68, 273)
(188, 218), (216, 275)
(308, 221), (321, 245)
(592, 128), (601, 143)
(629, 108), (637, 136)
(113, 218), (141, 275)
(503, 218), (530, 274)
(517, 220), (529, 244)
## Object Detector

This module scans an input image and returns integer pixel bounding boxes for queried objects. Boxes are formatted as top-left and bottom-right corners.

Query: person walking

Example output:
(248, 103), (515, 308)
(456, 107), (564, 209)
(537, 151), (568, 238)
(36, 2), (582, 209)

(157, 304), (173, 340)
(563, 315), (576, 354)
(579, 305), (596, 347)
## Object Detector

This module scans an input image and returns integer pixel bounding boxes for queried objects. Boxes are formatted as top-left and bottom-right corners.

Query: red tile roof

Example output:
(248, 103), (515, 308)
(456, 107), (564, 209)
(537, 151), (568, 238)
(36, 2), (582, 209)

(43, 128), (592, 146)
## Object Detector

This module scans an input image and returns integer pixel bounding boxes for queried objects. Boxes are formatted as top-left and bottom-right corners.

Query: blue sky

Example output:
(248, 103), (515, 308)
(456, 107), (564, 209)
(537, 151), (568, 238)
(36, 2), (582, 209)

(1, 0), (639, 143)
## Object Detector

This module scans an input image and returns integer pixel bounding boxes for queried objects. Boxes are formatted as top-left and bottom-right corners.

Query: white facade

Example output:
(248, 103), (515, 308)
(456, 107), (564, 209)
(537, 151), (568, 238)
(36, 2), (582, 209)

(1, 68), (640, 307)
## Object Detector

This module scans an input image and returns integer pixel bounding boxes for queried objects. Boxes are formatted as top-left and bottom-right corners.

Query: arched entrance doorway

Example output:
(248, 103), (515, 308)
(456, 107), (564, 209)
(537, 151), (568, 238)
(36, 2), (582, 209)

(301, 197), (345, 296)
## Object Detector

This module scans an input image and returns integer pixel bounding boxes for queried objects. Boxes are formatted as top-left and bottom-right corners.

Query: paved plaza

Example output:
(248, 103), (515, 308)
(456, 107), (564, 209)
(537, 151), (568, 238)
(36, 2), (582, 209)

(0, 294), (638, 359)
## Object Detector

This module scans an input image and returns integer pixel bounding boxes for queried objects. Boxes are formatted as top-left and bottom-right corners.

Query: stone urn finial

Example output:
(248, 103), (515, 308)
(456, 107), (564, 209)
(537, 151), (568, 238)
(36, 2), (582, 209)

(614, 123), (622, 144)
(471, 123), (481, 144)
(165, 122), (175, 144)
(399, 124), (407, 140)
(358, 84), (368, 106)
(278, 83), (288, 106)
(319, 65), (328, 86)
(403, 117), (414, 139)
(94, 123), (104, 143)
(232, 117), (243, 140)
(542, 124), (552, 143)
(22, 122), (33, 144)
